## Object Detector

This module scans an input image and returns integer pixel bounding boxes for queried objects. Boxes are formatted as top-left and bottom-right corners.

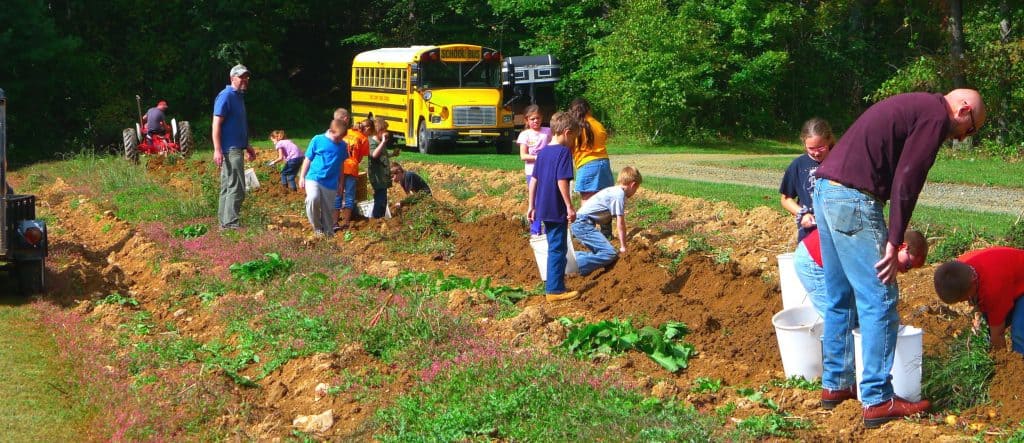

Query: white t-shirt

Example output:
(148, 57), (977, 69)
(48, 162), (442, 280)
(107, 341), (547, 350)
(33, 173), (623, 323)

(577, 185), (625, 225)
(517, 127), (552, 176)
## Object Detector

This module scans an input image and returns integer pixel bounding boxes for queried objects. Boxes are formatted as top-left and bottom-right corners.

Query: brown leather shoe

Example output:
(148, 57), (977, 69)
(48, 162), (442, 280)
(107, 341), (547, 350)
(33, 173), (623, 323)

(862, 396), (930, 428)
(821, 386), (857, 410)
(545, 290), (579, 302)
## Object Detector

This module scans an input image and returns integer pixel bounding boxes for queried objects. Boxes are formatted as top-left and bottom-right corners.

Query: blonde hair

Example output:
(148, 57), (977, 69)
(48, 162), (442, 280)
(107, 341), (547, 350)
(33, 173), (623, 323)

(374, 116), (389, 137)
(549, 111), (582, 138)
(617, 166), (643, 186)
(329, 118), (348, 136)
(269, 130), (287, 141)
(800, 117), (835, 145)
(333, 108), (350, 121)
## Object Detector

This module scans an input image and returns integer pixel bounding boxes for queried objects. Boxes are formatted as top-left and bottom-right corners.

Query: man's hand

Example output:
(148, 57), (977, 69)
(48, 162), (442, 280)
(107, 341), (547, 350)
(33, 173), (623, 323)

(245, 147), (256, 162)
(874, 242), (899, 284)
(213, 150), (224, 167)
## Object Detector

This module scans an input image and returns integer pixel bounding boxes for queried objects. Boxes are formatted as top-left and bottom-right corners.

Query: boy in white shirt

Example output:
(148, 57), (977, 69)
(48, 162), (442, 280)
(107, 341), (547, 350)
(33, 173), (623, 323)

(571, 166), (642, 276)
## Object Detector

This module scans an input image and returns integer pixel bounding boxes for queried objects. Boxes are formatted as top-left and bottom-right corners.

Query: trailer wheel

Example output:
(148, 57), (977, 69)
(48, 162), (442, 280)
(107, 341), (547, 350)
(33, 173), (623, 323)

(176, 121), (193, 157)
(123, 128), (139, 163)
(16, 259), (45, 295)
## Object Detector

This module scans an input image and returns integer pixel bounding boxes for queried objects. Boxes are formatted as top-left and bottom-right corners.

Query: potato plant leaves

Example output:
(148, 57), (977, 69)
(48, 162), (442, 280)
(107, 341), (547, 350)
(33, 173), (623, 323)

(559, 318), (696, 372)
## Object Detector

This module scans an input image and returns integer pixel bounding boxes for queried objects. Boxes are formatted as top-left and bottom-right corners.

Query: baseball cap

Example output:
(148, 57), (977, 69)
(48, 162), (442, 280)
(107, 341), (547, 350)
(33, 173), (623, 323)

(230, 64), (250, 77)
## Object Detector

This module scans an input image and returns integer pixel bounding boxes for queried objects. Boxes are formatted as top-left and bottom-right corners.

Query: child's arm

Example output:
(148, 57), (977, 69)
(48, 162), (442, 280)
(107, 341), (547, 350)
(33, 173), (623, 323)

(557, 178), (575, 223)
(371, 137), (386, 159)
(297, 157), (311, 189)
(520, 142), (536, 162)
(990, 322), (1008, 351)
(527, 176), (537, 222)
(269, 147), (285, 165)
(616, 214), (627, 253)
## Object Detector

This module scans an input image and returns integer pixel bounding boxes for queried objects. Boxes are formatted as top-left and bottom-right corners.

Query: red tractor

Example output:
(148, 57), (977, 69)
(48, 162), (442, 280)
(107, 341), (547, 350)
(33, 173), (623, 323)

(122, 95), (192, 162)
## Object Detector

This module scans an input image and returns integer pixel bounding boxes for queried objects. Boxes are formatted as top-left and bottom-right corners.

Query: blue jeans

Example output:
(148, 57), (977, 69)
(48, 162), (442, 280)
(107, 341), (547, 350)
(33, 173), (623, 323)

(526, 175), (542, 235)
(334, 175), (358, 209)
(793, 241), (829, 317)
(572, 218), (618, 276)
(1006, 297), (1024, 355)
(543, 221), (568, 294)
(371, 187), (388, 218)
(280, 158), (302, 190)
(814, 179), (897, 406)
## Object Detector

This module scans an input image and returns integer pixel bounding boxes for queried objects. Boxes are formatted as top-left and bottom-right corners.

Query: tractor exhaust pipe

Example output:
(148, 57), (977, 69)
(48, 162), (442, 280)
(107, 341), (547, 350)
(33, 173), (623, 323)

(135, 94), (143, 132)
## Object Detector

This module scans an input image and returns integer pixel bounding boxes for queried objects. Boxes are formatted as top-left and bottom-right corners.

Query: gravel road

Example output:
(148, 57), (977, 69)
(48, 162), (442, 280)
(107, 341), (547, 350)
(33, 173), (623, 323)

(612, 153), (1024, 216)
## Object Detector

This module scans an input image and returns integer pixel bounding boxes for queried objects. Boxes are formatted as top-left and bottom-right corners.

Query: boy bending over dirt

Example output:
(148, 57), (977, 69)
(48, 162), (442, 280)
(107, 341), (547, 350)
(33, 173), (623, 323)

(934, 246), (1024, 357)
(571, 166), (642, 276)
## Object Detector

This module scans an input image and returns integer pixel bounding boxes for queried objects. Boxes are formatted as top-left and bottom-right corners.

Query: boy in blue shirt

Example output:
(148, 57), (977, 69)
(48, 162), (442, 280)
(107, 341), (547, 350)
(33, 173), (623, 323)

(572, 166), (642, 276)
(298, 119), (348, 237)
(528, 112), (580, 302)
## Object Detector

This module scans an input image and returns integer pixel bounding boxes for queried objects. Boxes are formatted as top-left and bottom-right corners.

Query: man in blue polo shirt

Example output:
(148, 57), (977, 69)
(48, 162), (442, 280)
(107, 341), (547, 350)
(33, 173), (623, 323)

(213, 64), (255, 229)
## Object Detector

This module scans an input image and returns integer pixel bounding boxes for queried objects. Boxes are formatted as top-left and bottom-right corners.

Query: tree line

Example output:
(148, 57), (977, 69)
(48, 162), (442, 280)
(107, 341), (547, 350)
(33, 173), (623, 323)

(1, 0), (1020, 162)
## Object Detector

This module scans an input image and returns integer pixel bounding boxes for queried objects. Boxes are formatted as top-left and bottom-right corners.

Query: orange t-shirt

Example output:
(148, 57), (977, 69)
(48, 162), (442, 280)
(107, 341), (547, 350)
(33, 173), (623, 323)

(572, 115), (609, 170)
(342, 129), (369, 176)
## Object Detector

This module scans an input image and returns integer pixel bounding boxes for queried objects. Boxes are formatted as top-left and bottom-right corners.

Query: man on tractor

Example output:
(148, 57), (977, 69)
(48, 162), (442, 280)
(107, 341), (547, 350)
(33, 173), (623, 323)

(144, 100), (169, 136)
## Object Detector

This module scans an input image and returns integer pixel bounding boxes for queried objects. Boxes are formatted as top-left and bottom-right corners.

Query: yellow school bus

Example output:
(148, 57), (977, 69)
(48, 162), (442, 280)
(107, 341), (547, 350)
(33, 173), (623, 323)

(351, 44), (515, 154)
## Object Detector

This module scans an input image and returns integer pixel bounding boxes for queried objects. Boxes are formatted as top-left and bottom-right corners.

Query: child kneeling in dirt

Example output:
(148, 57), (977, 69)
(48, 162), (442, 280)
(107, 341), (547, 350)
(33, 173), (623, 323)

(298, 119), (348, 237)
(934, 247), (1024, 356)
(571, 166), (642, 276)
(528, 111), (580, 302)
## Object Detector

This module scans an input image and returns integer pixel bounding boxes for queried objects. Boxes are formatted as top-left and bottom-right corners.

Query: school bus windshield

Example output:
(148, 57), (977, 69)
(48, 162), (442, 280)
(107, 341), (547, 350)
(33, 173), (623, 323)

(421, 61), (500, 89)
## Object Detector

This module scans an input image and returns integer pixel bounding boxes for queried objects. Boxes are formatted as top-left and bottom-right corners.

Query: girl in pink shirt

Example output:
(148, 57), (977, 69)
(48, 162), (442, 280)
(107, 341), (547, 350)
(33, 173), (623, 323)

(517, 105), (551, 235)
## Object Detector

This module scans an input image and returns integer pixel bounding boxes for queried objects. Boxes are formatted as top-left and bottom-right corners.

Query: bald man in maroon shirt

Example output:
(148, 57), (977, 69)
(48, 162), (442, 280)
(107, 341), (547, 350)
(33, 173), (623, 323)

(812, 89), (985, 428)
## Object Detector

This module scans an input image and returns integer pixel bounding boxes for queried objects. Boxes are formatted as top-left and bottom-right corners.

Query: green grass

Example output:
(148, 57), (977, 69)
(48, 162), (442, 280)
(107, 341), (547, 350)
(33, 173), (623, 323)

(0, 306), (93, 442)
(374, 355), (719, 441)
(922, 328), (995, 412)
(700, 152), (1024, 189)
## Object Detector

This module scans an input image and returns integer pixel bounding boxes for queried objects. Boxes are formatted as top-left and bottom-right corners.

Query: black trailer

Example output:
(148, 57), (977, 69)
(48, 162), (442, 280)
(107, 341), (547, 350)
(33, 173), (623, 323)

(0, 88), (48, 294)
(501, 55), (561, 128)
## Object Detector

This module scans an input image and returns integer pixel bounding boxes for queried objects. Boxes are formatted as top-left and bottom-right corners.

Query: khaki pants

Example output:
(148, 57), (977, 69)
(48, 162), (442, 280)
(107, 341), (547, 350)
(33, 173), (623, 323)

(218, 149), (245, 228)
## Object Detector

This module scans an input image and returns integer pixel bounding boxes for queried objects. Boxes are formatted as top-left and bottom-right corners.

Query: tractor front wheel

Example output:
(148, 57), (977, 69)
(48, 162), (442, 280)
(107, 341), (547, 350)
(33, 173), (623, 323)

(176, 121), (193, 157)
(123, 128), (139, 163)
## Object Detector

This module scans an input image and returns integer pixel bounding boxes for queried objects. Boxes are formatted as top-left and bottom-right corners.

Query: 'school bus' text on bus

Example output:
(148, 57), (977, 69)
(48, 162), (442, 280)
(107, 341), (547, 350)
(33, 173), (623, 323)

(351, 44), (516, 154)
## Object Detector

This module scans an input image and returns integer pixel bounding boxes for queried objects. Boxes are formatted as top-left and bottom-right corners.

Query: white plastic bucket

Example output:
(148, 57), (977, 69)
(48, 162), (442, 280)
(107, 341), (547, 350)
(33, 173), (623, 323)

(772, 305), (824, 380)
(357, 199), (391, 219)
(852, 325), (923, 402)
(777, 253), (810, 309)
(244, 168), (261, 191)
(529, 230), (579, 281)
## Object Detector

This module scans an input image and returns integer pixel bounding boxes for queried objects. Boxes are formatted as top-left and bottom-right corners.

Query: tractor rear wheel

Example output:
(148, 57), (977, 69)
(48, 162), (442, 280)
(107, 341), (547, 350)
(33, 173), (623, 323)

(176, 121), (193, 157)
(123, 128), (139, 163)
(16, 259), (45, 295)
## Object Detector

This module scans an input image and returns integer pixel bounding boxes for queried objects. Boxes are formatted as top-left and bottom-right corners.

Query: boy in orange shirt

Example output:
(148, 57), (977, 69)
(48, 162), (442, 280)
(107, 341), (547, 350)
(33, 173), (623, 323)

(331, 108), (369, 230)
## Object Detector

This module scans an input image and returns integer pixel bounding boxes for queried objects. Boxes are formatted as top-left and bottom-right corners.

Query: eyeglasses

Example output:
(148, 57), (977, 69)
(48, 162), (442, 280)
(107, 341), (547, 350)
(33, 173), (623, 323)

(806, 145), (830, 153)
(964, 107), (977, 137)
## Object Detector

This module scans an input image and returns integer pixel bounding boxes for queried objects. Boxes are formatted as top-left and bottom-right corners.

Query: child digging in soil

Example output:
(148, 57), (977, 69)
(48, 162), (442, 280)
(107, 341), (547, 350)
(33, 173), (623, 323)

(367, 116), (399, 219)
(298, 119), (348, 237)
(267, 130), (303, 191)
(572, 166), (642, 276)
(934, 246), (1024, 357)
(528, 111), (580, 302)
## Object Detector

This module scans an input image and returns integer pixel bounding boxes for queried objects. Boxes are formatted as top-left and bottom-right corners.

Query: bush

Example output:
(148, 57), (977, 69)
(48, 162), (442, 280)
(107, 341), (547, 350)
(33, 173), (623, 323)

(929, 228), (978, 264)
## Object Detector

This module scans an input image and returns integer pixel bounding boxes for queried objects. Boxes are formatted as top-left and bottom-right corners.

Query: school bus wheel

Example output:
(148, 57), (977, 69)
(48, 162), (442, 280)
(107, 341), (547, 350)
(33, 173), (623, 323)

(417, 120), (438, 155)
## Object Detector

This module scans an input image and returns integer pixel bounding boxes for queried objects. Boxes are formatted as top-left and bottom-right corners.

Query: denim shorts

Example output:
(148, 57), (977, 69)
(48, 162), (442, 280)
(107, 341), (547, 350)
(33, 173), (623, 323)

(574, 158), (613, 193)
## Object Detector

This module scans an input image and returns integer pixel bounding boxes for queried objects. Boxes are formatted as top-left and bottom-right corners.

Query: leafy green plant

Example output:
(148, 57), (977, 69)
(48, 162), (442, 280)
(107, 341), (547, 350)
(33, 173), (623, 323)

(922, 328), (995, 411)
(558, 318), (696, 372)
(482, 182), (511, 197)
(229, 252), (294, 282)
(713, 247), (732, 264)
(173, 223), (209, 239)
(770, 376), (821, 391)
(691, 377), (724, 394)
(1006, 218), (1024, 249)
(737, 412), (812, 438)
(442, 177), (475, 201)
(929, 228), (978, 264)
(98, 292), (139, 307)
